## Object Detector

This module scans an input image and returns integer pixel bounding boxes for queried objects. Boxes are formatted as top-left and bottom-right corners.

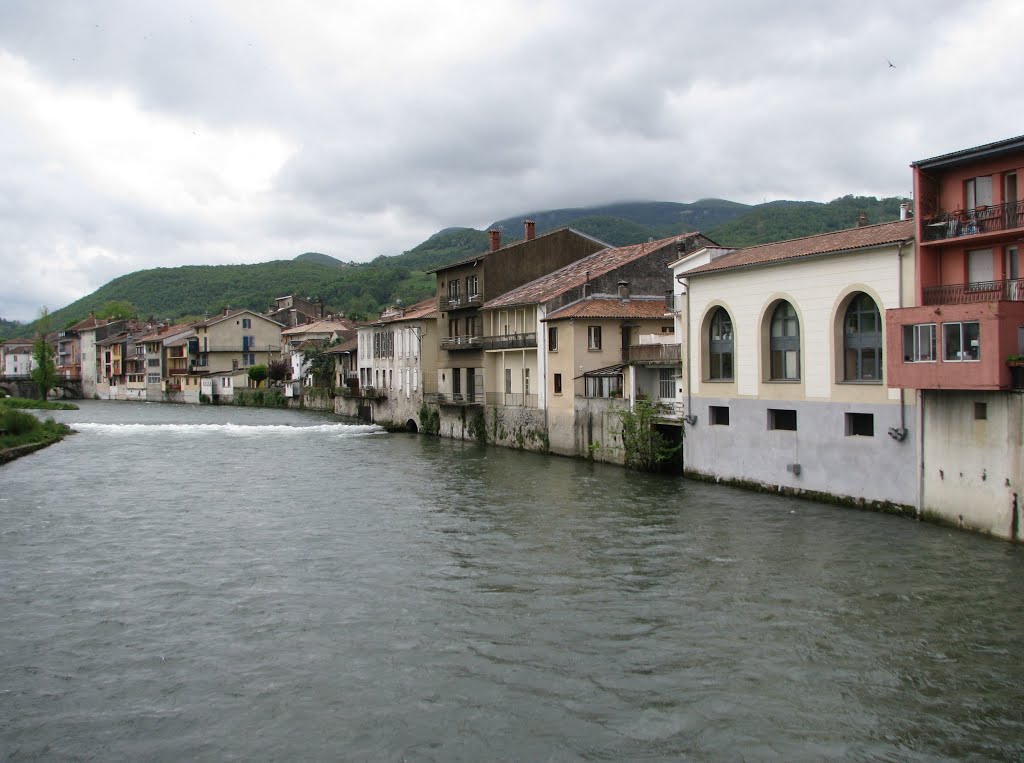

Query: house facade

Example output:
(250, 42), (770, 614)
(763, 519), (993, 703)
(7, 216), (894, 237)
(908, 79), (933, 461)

(346, 298), (437, 428)
(192, 309), (284, 376)
(479, 232), (715, 456)
(429, 223), (608, 408)
(674, 219), (918, 508)
(886, 135), (1024, 537)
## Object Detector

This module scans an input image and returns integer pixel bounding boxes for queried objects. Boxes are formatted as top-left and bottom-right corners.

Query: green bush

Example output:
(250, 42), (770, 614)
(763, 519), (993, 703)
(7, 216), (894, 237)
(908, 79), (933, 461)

(1, 409), (39, 436)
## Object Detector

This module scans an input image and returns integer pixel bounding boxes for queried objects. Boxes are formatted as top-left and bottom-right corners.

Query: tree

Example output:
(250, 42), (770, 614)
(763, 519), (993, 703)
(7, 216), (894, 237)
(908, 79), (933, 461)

(267, 359), (289, 383)
(247, 364), (268, 388)
(302, 341), (336, 387)
(96, 300), (139, 320)
(31, 307), (59, 400)
(614, 397), (682, 472)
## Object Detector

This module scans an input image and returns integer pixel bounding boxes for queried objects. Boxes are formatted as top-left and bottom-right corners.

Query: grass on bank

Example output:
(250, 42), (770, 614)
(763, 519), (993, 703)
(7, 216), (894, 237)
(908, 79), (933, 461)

(0, 409), (72, 450)
(0, 397), (79, 411)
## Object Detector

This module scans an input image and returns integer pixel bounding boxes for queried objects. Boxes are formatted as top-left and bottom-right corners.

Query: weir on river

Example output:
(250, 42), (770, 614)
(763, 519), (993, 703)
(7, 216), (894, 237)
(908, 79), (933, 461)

(2, 401), (1022, 759)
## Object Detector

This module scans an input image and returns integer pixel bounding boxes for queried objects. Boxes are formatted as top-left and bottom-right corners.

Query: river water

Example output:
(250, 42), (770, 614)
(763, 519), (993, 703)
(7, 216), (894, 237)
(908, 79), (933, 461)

(1, 401), (1022, 761)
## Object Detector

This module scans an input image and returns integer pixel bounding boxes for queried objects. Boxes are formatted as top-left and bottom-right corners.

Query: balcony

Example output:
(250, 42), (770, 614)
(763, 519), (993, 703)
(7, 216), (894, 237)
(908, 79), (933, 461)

(439, 293), (482, 311)
(624, 343), (681, 364)
(483, 392), (538, 408)
(440, 335), (482, 351)
(424, 392), (482, 406)
(479, 332), (537, 351)
(922, 200), (1024, 242)
(885, 300), (1024, 390)
(923, 279), (1024, 305)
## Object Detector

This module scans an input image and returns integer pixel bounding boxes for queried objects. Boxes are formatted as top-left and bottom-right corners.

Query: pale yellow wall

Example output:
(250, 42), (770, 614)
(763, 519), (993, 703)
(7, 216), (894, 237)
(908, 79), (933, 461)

(685, 244), (917, 406)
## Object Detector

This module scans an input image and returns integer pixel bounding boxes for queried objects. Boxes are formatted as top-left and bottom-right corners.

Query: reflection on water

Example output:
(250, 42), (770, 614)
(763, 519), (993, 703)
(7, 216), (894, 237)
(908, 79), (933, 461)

(1, 401), (1021, 760)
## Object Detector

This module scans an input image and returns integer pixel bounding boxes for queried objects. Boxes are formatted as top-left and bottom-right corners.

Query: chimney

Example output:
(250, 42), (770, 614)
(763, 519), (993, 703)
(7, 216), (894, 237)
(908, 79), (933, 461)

(899, 202), (910, 221)
(857, 211), (869, 227)
(524, 219), (536, 240)
(489, 229), (501, 252)
(617, 281), (630, 300)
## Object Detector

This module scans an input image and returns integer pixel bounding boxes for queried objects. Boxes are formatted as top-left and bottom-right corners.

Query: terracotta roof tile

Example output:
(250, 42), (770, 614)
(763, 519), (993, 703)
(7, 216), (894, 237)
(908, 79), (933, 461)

(684, 219), (914, 276)
(374, 297), (437, 325)
(543, 297), (671, 322)
(485, 232), (708, 309)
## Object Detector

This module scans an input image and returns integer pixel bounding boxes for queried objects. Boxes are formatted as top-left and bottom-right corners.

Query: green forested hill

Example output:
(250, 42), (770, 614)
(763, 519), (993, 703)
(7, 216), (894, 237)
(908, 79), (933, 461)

(29, 194), (910, 335)
(707, 195), (909, 247)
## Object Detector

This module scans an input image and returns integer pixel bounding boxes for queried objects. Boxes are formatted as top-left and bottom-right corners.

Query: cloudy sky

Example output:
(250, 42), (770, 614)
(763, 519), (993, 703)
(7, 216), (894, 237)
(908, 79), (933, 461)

(2, 0), (1022, 322)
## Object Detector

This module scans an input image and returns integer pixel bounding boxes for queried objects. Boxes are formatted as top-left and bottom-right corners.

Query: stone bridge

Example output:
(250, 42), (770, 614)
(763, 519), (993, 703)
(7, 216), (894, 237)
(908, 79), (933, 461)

(0, 375), (84, 400)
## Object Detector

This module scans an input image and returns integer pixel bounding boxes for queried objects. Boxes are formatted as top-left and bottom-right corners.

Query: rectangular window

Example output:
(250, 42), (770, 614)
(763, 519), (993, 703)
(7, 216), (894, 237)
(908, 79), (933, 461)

(903, 323), (936, 362)
(466, 275), (479, 299)
(584, 374), (623, 398)
(768, 408), (797, 431)
(452, 369), (461, 395)
(710, 405), (730, 426)
(523, 368), (530, 396)
(974, 402), (987, 420)
(966, 175), (993, 209)
(845, 412), (874, 436)
(548, 326), (558, 352)
(967, 249), (994, 286)
(661, 325), (674, 333)
(658, 368), (674, 399)
(448, 280), (460, 302)
(242, 318), (252, 329)
(147, 374), (160, 384)
(504, 368), (512, 394)
(553, 373), (562, 394)
(588, 325), (602, 350)
(943, 321), (980, 361)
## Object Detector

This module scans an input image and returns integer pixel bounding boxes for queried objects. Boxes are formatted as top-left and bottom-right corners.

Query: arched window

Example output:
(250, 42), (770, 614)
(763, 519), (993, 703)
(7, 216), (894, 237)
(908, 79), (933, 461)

(708, 308), (734, 380)
(769, 301), (800, 380)
(844, 293), (882, 381)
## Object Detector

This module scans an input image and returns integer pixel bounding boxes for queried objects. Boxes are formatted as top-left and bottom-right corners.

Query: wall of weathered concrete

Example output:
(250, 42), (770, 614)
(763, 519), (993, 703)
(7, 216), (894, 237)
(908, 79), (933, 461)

(683, 396), (918, 509)
(921, 390), (1023, 539)
(484, 406), (547, 452)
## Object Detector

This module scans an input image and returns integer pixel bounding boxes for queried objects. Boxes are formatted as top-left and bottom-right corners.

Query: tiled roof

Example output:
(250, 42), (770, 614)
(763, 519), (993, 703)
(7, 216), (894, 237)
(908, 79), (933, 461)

(324, 337), (358, 354)
(374, 298), (436, 325)
(683, 219), (914, 277)
(195, 308), (283, 329)
(485, 232), (706, 309)
(914, 134), (1024, 169)
(543, 297), (671, 322)
(280, 318), (354, 336)
(428, 226), (610, 274)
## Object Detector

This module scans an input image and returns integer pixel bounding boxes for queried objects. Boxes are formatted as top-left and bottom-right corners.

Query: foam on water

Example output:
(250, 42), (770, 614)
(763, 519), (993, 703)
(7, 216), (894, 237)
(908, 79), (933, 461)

(72, 422), (383, 437)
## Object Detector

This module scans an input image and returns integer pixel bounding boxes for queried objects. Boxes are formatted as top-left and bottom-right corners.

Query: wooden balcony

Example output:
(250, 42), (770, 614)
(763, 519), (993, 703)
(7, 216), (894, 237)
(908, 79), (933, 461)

(479, 332), (536, 351)
(923, 278), (1024, 305)
(922, 200), (1024, 242)
(438, 293), (482, 311)
(624, 343), (681, 364)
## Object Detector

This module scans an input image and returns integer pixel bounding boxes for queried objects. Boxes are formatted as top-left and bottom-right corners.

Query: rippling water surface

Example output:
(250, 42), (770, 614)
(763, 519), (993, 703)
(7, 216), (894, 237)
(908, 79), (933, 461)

(1, 401), (1022, 760)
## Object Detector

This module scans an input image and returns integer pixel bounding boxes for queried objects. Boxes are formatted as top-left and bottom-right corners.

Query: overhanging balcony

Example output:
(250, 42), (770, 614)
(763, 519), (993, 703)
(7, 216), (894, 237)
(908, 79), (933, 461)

(923, 279), (1024, 305)
(480, 332), (536, 351)
(440, 335), (482, 351)
(624, 343), (681, 364)
(922, 199), (1024, 242)
(484, 392), (538, 408)
(438, 293), (482, 311)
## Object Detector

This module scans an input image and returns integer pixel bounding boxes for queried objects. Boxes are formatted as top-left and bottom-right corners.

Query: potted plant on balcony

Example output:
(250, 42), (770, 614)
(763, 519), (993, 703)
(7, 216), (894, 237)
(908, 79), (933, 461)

(1008, 354), (1024, 390)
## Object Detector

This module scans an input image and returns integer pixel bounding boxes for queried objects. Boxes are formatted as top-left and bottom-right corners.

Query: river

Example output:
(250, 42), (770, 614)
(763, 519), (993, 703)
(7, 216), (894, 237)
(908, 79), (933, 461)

(1, 401), (1022, 760)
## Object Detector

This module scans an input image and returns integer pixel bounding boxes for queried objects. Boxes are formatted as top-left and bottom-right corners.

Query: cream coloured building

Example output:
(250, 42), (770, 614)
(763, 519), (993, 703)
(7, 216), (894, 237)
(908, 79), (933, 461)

(672, 220), (919, 508)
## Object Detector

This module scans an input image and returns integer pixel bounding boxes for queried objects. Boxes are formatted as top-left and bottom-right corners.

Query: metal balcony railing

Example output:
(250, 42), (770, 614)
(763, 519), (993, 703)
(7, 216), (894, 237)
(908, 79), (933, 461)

(440, 335), (483, 351)
(424, 391), (482, 405)
(922, 199), (1024, 241)
(923, 278), (1024, 305)
(483, 392), (538, 408)
(623, 343), (681, 364)
(479, 332), (537, 351)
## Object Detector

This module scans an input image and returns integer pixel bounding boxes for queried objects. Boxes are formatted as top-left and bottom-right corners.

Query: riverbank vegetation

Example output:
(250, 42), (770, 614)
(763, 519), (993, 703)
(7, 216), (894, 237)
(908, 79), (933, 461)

(0, 397), (79, 411)
(0, 405), (73, 460)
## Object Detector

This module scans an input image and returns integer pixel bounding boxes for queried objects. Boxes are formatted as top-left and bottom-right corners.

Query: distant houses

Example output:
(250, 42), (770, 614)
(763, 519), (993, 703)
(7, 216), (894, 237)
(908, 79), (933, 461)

(3, 135), (1023, 541)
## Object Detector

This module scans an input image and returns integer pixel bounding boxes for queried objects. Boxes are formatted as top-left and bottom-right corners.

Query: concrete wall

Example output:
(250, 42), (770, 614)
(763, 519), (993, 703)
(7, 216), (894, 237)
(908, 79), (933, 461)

(684, 396), (917, 508)
(921, 390), (1023, 539)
